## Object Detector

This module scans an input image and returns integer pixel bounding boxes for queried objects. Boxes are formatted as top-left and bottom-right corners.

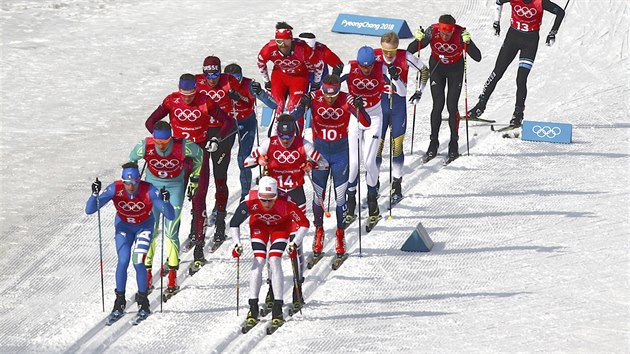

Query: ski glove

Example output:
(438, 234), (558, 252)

(388, 65), (400, 81)
(309, 81), (321, 92)
(251, 81), (263, 95)
(493, 21), (500, 36)
(257, 155), (268, 167)
(264, 81), (272, 91)
(408, 90), (423, 104)
(228, 89), (241, 101)
(232, 243), (243, 258)
(287, 242), (297, 260)
(462, 30), (471, 44)
(300, 161), (316, 173)
(187, 177), (199, 201)
(299, 94), (311, 109)
(414, 27), (425, 41)
(546, 30), (557, 46)
(206, 137), (219, 153)
(160, 186), (170, 202)
(332, 63), (344, 77)
(353, 95), (364, 111)
(91, 178), (101, 196)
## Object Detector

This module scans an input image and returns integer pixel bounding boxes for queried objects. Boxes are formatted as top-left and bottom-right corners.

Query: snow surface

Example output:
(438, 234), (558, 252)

(1, 0), (629, 353)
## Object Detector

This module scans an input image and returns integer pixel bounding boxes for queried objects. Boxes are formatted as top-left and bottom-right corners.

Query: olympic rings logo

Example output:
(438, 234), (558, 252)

(254, 213), (282, 223)
(174, 108), (202, 122)
(273, 59), (301, 68)
(200, 89), (226, 102)
(351, 78), (379, 90)
(272, 150), (300, 164)
(434, 43), (458, 54)
(316, 107), (344, 120)
(532, 125), (561, 138)
(514, 5), (537, 18)
(149, 159), (181, 169)
(117, 201), (145, 212)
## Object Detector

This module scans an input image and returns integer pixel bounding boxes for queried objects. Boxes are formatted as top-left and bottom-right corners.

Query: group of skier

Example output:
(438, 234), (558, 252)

(85, 0), (565, 329)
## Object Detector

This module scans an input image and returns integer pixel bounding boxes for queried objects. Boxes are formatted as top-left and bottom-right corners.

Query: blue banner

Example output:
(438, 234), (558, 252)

(332, 14), (413, 38)
(521, 120), (572, 144)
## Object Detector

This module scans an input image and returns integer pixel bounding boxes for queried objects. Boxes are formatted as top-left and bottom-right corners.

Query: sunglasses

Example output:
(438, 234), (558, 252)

(122, 179), (140, 185)
(279, 134), (295, 140)
(204, 72), (220, 80)
(381, 48), (397, 55)
(275, 39), (290, 45)
(154, 137), (172, 145)
(259, 197), (276, 203)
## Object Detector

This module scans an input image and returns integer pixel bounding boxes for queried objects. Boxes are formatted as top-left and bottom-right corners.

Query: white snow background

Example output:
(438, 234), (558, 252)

(1, 0), (629, 353)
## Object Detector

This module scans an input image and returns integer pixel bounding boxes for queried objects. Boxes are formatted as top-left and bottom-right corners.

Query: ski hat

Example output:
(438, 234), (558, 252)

(276, 114), (297, 136)
(121, 165), (141, 184)
(321, 82), (340, 96)
(179, 73), (196, 92)
(224, 63), (242, 81)
(275, 27), (293, 40)
(298, 32), (316, 48)
(203, 56), (221, 79)
(258, 176), (278, 197)
(357, 46), (375, 66)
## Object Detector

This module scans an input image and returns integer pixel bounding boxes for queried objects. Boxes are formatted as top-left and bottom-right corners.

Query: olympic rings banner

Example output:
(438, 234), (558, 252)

(521, 120), (572, 144)
(331, 14), (413, 38)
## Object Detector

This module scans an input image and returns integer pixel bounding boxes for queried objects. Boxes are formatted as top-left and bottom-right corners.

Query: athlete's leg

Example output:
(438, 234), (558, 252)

(191, 148), (210, 245)
(376, 93), (391, 170)
(390, 94), (407, 179)
(515, 35), (540, 112)
(163, 182), (185, 269)
(331, 144), (350, 229)
(211, 132), (236, 214)
(446, 70), (464, 156)
(249, 228), (270, 300)
(268, 230), (289, 300)
(363, 104), (383, 195)
(429, 70), (447, 154)
(270, 71), (290, 115)
(237, 114), (257, 200)
(114, 224), (133, 293)
(131, 227), (153, 293)
(477, 30), (521, 103)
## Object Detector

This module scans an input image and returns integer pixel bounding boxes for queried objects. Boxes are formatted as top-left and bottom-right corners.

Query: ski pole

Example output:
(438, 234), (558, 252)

(388, 78), (394, 220)
(306, 171), (331, 218)
(410, 26), (423, 155)
(290, 253), (303, 315)
(160, 207), (165, 313)
(357, 135), (362, 257)
(463, 42), (470, 156)
(326, 173), (332, 216)
(236, 256), (240, 316)
(95, 178), (105, 312)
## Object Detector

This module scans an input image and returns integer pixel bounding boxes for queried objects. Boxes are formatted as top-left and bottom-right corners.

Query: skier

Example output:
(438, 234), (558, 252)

(194, 56), (240, 246)
(85, 162), (175, 321)
(129, 121), (203, 295)
(295, 74), (370, 266)
(297, 32), (344, 90)
(374, 31), (429, 202)
(257, 21), (323, 131)
(223, 63), (278, 201)
(144, 73), (235, 269)
(243, 113), (328, 311)
(407, 15), (482, 163)
(340, 46), (406, 230)
(229, 176), (310, 330)
(466, 0), (566, 127)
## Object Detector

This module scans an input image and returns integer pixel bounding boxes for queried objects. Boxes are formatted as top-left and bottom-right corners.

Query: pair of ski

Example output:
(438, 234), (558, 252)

(187, 237), (226, 276)
(421, 152), (460, 166)
(307, 252), (349, 270)
(491, 124), (521, 138)
(105, 310), (149, 326)
(240, 303), (287, 335)
(344, 212), (383, 234)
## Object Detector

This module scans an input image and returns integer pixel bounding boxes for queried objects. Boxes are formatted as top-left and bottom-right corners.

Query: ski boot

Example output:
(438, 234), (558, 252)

(267, 300), (285, 334)
(391, 177), (402, 203)
(468, 97), (487, 119)
(422, 140), (439, 164)
(112, 289), (126, 315)
(510, 106), (524, 127)
(213, 211), (227, 243)
(332, 228), (349, 270)
(291, 278), (305, 314)
(133, 290), (150, 324)
(193, 242), (206, 264)
(313, 226), (324, 255)
(344, 192), (357, 226)
(242, 298), (260, 333)
(366, 194), (381, 232)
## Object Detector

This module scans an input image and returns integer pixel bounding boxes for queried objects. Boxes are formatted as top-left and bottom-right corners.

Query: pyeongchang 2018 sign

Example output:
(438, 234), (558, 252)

(332, 14), (413, 38)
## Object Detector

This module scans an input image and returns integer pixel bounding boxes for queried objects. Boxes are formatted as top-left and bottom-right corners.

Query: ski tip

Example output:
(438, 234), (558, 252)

(387, 215), (393, 220)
